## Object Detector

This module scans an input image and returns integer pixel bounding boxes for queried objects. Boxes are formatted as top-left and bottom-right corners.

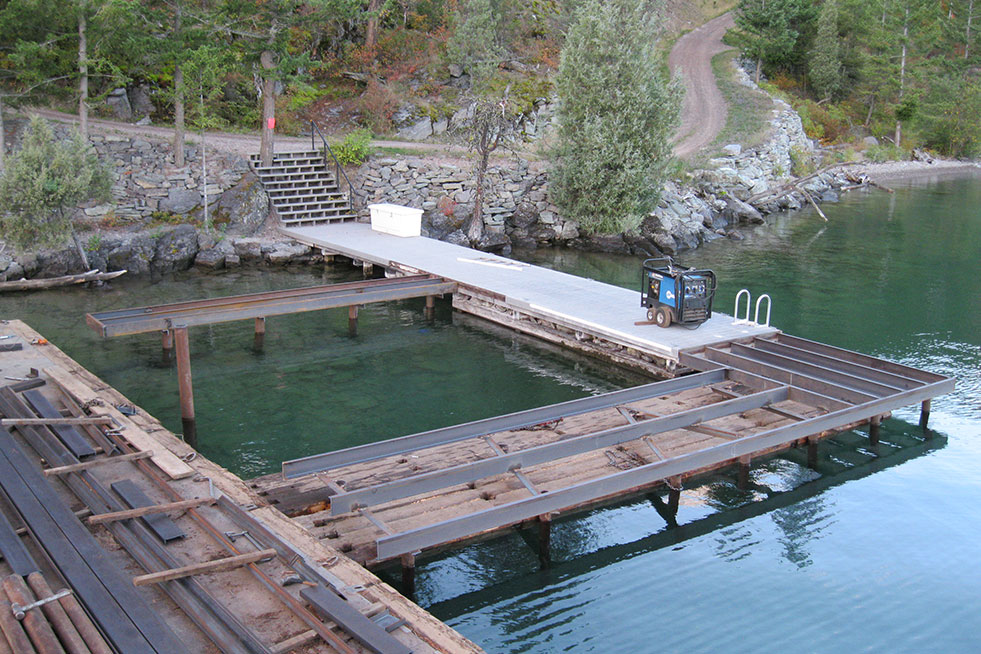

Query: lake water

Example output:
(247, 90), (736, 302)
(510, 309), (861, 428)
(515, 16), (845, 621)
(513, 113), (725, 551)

(2, 173), (979, 652)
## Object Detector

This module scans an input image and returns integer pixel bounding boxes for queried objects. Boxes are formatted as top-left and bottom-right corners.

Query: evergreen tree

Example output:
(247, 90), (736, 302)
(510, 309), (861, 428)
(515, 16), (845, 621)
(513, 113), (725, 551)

(810, 0), (843, 100)
(0, 116), (111, 267)
(550, 0), (681, 235)
(446, 0), (505, 89)
(734, 0), (800, 82)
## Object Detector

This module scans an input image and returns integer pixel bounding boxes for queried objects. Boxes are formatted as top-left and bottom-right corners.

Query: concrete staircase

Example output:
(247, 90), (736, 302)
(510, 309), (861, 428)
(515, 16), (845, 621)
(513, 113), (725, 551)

(249, 151), (357, 226)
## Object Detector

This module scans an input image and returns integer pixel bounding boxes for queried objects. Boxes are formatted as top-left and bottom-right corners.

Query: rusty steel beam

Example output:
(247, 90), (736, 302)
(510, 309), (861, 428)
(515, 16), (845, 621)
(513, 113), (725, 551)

(86, 275), (457, 337)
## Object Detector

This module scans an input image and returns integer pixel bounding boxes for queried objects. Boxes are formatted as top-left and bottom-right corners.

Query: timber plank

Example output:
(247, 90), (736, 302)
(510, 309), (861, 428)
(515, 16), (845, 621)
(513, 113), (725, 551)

(43, 367), (194, 480)
(0, 429), (182, 653)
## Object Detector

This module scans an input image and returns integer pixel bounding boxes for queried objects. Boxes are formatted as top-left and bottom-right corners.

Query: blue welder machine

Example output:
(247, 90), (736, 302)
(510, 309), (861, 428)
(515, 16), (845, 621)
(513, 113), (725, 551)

(641, 257), (717, 328)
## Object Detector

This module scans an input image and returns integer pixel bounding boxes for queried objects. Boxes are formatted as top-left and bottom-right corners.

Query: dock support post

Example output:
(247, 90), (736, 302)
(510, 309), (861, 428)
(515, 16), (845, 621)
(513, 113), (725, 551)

(538, 514), (552, 569)
(869, 415), (881, 447)
(667, 476), (682, 520)
(807, 436), (819, 470)
(737, 455), (752, 490)
(173, 325), (197, 449)
(400, 553), (415, 599)
(253, 317), (266, 351)
(425, 295), (435, 321)
(920, 399), (931, 430)
(161, 329), (173, 364)
(362, 261), (373, 276)
(348, 306), (359, 337)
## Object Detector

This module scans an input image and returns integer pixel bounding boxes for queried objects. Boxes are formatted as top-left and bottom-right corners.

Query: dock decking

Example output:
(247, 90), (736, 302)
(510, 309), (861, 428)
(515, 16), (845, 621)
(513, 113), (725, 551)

(281, 222), (778, 375)
(252, 223), (954, 582)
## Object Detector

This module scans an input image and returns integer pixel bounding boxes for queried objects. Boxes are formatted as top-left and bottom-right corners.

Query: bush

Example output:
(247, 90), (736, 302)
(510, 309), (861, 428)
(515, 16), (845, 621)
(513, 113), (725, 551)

(789, 145), (816, 176)
(332, 129), (373, 166)
(865, 143), (904, 162)
(359, 81), (399, 133)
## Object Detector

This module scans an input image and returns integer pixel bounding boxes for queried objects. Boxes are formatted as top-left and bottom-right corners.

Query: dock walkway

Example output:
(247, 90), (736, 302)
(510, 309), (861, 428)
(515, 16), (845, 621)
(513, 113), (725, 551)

(282, 223), (777, 374)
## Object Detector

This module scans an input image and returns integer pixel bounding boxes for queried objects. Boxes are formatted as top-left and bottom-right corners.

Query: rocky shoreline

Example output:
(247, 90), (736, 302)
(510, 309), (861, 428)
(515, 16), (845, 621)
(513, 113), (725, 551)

(2, 108), (978, 282)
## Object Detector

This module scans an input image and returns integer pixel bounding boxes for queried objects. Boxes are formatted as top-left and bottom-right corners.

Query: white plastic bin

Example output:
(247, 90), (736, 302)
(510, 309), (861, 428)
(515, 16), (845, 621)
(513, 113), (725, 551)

(368, 203), (423, 237)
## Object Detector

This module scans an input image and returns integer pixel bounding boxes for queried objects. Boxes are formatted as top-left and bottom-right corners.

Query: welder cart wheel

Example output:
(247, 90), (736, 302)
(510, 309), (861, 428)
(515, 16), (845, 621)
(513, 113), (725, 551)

(647, 308), (656, 322)
(654, 306), (672, 328)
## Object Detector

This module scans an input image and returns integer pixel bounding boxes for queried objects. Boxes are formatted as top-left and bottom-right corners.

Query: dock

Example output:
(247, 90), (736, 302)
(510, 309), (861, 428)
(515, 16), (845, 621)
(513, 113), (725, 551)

(244, 222), (956, 587)
(0, 320), (482, 654)
(281, 222), (779, 375)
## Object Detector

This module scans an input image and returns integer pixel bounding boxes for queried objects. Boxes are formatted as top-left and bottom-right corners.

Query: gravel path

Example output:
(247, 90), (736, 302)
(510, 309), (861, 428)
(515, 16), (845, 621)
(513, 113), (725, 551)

(669, 12), (736, 160)
(30, 107), (469, 158)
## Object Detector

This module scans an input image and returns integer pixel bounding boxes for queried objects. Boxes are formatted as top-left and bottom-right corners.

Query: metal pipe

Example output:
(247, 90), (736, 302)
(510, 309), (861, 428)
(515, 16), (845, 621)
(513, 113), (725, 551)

(24, 573), (95, 654)
(173, 325), (197, 449)
(2, 575), (66, 654)
(0, 597), (36, 654)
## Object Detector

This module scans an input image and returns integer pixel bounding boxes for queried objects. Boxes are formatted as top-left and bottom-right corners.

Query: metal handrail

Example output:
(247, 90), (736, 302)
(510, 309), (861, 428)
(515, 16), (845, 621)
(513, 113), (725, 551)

(310, 121), (360, 205)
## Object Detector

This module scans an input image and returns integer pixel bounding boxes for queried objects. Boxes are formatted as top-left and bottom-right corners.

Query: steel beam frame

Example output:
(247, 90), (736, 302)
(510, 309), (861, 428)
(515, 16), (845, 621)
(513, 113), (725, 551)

(774, 334), (946, 383)
(329, 386), (790, 514)
(283, 369), (729, 479)
(86, 275), (457, 337)
(727, 342), (903, 397)
(752, 338), (924, 390)
(693, 348), (877, 405)
(373, 376), (954, 561)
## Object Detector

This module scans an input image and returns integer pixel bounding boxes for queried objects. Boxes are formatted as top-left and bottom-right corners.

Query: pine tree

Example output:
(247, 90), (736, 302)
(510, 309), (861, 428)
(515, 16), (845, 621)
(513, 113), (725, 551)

(0, 116), (111, 267)
(446, 0), (505, 89)
(810, 0), (843, 100)
(550, 0), (681, 235)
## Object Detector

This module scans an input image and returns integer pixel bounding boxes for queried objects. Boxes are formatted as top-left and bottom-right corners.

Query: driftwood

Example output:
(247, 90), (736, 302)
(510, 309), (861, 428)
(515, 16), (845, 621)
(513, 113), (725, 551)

(744, 161), (894, 220)
(0, 269), (126, 293)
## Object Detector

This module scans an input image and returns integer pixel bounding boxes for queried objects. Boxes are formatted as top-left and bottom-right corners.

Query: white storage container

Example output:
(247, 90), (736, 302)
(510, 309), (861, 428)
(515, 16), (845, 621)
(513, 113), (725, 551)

(368, 203), (423, 237)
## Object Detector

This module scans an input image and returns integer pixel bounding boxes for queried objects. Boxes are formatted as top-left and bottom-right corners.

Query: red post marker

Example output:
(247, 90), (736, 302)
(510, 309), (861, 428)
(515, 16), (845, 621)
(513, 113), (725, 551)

(267, 117), (275, 130)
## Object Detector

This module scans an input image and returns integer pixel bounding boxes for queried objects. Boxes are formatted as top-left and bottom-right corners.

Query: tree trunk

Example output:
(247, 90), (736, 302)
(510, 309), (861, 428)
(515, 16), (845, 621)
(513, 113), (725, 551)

(174, 66), (186, 167)
(967, 0), (975, 60)
(467, 125), (490, 245)
(78, 1), (88, 140)
(0, 95), (6, 172)
(173, 2), (185, 167)
(71, 230), (91, 271)
(365, 0), (382, 52)
(895, 6), (909, 147)
(754, 58), (762, 84)
(259, 50), (276, 167)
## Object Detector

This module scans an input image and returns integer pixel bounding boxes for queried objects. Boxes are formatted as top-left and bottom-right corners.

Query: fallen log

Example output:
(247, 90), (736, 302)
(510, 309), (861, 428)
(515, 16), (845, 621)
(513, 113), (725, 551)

(0, 269), (126, 293)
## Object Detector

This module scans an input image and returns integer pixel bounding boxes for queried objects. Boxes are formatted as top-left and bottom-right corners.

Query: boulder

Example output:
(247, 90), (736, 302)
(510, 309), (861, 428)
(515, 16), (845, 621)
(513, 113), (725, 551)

(233, 238), (263, 260)
(194, 248), (226, 269)
(724, 196), (765, 224)
(107, 235), (155, 275)
(160, 188), (202, 214)
(151, 225), (199, 275)
(106, 88), (132, 121)
(215, 175), (269, 235)
(129, 85), (155, 118)
(397, 118), (433, 141)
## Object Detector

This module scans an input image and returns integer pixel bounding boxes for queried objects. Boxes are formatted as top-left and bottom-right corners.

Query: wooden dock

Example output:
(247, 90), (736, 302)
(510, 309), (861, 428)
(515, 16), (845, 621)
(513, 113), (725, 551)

(0, 320), (482, 654)
(250, 222), (956, 588)
(281, 222), (779, 375)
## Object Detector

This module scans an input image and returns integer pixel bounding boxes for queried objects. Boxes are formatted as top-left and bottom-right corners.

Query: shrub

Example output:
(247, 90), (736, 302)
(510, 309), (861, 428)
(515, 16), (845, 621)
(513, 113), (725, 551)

(789, 145), (816, 176)
(332, 129), (373, 166)
(359, 80), (399, 133)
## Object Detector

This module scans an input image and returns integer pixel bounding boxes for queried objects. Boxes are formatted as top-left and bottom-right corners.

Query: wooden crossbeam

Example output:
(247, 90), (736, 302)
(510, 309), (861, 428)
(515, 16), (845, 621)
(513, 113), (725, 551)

(44, 451), (153, 476)
(1, 417), (113, 427)
(132, 549), (277, 586)
(87, 497), (216, 525)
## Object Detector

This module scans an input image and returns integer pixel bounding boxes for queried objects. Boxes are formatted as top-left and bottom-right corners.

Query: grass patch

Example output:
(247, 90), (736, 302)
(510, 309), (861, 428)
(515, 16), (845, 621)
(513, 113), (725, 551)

(697, 50), (773, 163)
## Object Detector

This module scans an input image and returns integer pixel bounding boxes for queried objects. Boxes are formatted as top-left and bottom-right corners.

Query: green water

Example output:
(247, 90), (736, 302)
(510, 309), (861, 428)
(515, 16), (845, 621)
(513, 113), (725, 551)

(2, 174), (979, 652)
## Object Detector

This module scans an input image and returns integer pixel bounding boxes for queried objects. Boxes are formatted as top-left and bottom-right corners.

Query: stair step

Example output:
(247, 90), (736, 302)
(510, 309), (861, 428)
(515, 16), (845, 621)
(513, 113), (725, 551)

(257, 171), (334, 182)
(275, 200), (350, 211)
(281, 215), (358, 225)
(250, 151), (320, 161)
(254, 164), (322, 175)
(267, 189), (348, 201)
(261, 180), (340, 191)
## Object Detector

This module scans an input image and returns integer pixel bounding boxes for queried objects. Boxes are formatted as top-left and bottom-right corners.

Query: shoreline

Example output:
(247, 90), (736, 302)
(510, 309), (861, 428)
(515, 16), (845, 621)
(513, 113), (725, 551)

(852, 159), (981, 183)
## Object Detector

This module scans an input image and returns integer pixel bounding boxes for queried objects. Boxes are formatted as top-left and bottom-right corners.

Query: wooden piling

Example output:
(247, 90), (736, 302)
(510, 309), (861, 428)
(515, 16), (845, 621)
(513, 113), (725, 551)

(425, 295), (435, 321)
(737, 455), (752, 490)
(920, 399), (931, 429)
(400, 553), (415, 599)
(667, 476), (682, 518)
(348, 306), (359, 337)
(807, 435), (819, 469)
(253, 317), (266, 350)
(538, 514), (551, 569)
(869, 415), (881, 447)
(173, 326), (197, 449)
(160, 329), (173, 364)
(25, 572), (99, 654)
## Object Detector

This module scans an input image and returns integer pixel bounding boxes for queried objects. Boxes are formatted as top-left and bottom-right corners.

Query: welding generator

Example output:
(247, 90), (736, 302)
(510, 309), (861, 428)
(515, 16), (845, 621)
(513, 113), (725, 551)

(641, 257), (717, 328)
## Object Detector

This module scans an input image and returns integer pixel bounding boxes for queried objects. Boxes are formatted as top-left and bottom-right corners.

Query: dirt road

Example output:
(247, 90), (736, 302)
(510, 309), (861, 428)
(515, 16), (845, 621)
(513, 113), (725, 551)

(669, 12), (736, 159)
(29, 107), (467, 158)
